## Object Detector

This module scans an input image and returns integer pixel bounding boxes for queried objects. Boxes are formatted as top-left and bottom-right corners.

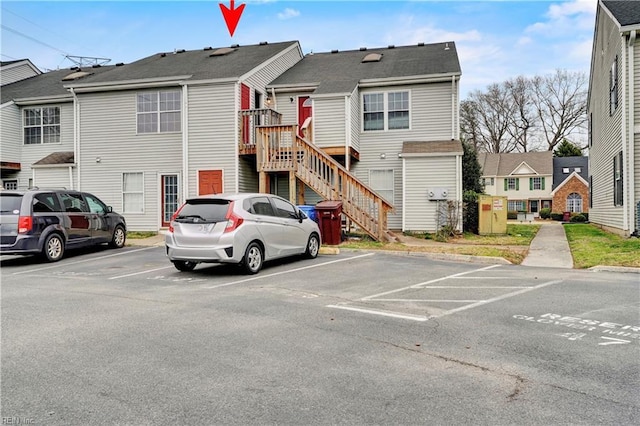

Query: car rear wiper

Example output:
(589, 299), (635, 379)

(176, 214), (209, 223)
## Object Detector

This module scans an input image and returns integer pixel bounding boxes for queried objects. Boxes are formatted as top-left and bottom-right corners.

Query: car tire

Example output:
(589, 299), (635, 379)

(109, 225), (126, 248)
(172, 260), (197, 272)
(242, 242), (263, 274)
(43, 233), (64, 262)
(305, 233), (320, 259)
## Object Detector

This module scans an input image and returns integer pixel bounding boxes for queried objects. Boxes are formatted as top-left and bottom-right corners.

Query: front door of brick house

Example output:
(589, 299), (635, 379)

(198, 170), (223, 195)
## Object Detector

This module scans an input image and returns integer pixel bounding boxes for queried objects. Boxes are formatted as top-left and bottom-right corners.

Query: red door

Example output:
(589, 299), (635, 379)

(241, 83), (251, 144)
(298, 96), (312, 138)
(198, 170), (223, 195)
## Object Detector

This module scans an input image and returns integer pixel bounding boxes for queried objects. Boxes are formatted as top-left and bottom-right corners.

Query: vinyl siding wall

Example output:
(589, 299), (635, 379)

(314, 97), (346, 149)
(491, 176), (553, 200)
(588, 10), (625, 231)
(349, 87), (360, 155)
(77, 90), (182, 231)
(33, 167), (74, 189)
(634, 37), (640, 231)
(352, 82), (456, 229)
(0, 104), (22, 164)
(403, 156), (459, 232)
(20, 102), (75, 189)
(0, 63), (38, 86)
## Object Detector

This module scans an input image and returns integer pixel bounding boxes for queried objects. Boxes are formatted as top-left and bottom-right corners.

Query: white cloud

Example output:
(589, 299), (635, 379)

(525, 0), (596, 37)
(277, 8), (300, 20)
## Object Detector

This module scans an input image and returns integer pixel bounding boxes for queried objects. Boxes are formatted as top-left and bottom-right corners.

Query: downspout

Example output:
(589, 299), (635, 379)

(234, 82), (240, 193)
(271, 88), (277, 110)
(70, 87), (79, 190)
(621, 34), (629, 233)
(181, 83), (189, 202)
(345, 94), (351, 171)
(451, 76), (456, 140)
(457, 153), (463, 232)
(628, 30), (637, 234)
(401, 156), (406, 231)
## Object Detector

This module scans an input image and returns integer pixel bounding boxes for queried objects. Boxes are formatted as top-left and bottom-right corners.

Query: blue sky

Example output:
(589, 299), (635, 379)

(1, 0), (597, 98)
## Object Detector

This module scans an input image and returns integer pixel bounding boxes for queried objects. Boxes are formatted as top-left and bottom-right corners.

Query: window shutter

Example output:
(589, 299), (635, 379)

(542, 177), (545, 190)
(504, 179), (508, 191)
(516, 178), (520, 191)
(529, 178), (533, 190)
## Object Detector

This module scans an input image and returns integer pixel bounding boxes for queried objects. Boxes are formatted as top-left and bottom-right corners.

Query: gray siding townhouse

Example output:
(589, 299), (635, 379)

(0, 59), (40, 86)
(266, 42), (463, 233)
(588, 0), (640, 236)
(478, 151), (553, 216)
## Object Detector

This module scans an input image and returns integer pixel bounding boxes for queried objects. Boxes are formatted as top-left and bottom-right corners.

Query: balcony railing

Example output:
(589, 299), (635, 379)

(238, 109), (282, 154)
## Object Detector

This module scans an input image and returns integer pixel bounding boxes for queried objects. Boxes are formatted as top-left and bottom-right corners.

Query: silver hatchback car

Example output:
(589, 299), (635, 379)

(165, 193), (321, 274)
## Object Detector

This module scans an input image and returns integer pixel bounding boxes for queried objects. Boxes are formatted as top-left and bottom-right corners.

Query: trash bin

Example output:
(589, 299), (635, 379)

(297, 205), (317, 223)
(563, 211), (571, 222)
(315, 201), (342, 245)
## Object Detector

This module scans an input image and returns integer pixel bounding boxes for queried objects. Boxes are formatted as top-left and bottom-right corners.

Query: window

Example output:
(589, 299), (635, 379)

(123, 172), (144, 213)
(530, 177), (545, 190)
(588, 113), (592, 147)
(271, 197), (297, 219)
(23, 107), (60, 144)
(369, 169), (394, 203)
(3, 180), (17, 190)
(363, 91), (409, 131)
(483, 177), (494, 186)
(245, 196), (275, 217)
(574, 167), (581, 173)
(85, 194), (108, 214)
(505, 177), (519, 191)
(589, 176), (593, 208)
(562, 168), (570, 174)
(567, 193), (583, 213)
(137, 90), (181, 133)
(33, 193), (62, 213)
(610, 56), (618, 115)
(60, 193), (88, 213)
(613, 151), (623, 206)
(508, 200), (525, 211)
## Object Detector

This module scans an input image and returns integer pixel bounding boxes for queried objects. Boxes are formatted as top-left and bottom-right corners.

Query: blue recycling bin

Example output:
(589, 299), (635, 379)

(297, 205), (318, 223)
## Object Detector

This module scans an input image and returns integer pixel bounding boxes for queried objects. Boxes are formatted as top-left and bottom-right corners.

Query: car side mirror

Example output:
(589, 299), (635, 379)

(106, 206), (113, 213)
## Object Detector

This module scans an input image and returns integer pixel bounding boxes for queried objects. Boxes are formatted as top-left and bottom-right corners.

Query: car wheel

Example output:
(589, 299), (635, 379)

(43, 233), (64, 262)
(305, 234), (320, 259)
(172, 260), (197, 272)
(242, 242), (263, 274)
(109, 225), (126, 248)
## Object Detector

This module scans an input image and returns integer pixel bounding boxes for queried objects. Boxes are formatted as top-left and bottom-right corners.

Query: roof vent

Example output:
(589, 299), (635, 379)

(360, 47), (367, 51)
(331, 49), (339, 54)
(116, 62), (124, 66)
(92, 64), (101, 68)
(176, 49), (186, 53)
(231, 44), (240, 48)
(388, 45), (395, 49)
(204, 46), (213, 51)
(362, 53), (383, 63)
(444, 43), (450, 51)
(418, 42), (425, 46)
(259, 41), (268, 45)
(62, 71), (93, 81)
(160, 53), (166, 57)
(209, 47), (237, 57)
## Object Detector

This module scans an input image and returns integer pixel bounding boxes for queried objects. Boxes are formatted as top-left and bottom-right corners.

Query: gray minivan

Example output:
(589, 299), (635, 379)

(0, 189), (126, 262)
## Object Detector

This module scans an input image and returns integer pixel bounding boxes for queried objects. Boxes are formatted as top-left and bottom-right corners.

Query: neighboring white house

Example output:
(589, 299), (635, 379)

(478, 151), (553, 216)
(1, 40), (463, 236)
(588, 0), (640, 236)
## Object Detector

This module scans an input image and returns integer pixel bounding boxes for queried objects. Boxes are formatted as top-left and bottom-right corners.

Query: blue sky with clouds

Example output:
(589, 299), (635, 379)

(1, 0), (597, 98)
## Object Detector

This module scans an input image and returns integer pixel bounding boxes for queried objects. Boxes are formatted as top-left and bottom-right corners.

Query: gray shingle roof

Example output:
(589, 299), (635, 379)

(603, 0), (640, 27)
(402, 140), (463, 155)
(478, 151), (553, 176)
(33, 152), (74, 166)
(268, 42), (461, 95)
(552, 156), (589, 189)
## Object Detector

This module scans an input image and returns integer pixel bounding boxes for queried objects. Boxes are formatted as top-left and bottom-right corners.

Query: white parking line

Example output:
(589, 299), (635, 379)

(109, 265), (174, 280)
(360, 264), (501, 300)
(327, 305), (428, 322)
(372, 299), (482, 303)
(11, 247), (156, 275)
(203, 253), (375, 290)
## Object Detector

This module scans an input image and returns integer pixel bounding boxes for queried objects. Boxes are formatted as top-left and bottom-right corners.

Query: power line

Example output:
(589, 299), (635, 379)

(1, 24), (69, 55)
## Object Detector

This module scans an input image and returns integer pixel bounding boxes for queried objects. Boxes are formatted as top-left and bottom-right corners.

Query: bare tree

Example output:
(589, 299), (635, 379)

(505, 76), (537, 152)
(530, 69), (588, 151)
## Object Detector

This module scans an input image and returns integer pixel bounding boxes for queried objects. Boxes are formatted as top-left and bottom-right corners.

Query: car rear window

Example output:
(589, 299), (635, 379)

(176, 199), (231, 223)
(0, 194), (23, 214)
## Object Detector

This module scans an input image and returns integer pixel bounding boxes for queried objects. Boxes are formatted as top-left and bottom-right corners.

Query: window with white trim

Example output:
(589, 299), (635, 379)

(567, 193), (582, 213)
(483, 177), (494, 186)
(532, 177), (542, 190)
(137, 90), (181, 133)
(23, 107), (60, 144)
(507, 200), (525, 211)
(507, 177), (518, 190)
(123, 172), (144, 213)
(3, 180), (17, 190)
(369, 169), (394, 204)
(610, 56), (618, 115)
(363, 91), (409, 131)
(613, 151), (623, 206)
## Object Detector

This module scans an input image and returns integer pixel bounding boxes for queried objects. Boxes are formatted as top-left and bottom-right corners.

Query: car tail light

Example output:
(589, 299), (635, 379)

(168, 204), (185, 233)
(224, 202), (244, 233)
(18, 216), (33, 234)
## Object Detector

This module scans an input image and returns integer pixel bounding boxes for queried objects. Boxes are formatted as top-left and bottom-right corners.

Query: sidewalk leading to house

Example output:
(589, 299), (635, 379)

(520, 222), (573, 268)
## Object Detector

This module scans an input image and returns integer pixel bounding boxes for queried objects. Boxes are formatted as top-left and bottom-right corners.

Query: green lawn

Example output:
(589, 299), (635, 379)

(126, 231), (158, 239)
(460, 224), (541, 246)
(564, 224), (640, 268)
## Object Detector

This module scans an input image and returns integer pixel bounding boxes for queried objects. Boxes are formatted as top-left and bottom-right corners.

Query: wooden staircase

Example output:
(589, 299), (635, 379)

(252, 124), (394, 241)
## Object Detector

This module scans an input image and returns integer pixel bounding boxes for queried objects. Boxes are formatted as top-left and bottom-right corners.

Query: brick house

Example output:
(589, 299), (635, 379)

(551, 156), (589, 214)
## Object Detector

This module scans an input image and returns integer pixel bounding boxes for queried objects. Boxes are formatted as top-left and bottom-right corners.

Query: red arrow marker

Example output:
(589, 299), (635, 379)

(219, 0), (245, 37)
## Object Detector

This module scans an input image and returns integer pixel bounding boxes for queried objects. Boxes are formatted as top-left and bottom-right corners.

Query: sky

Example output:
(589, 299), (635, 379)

(1, 0), (597, 98)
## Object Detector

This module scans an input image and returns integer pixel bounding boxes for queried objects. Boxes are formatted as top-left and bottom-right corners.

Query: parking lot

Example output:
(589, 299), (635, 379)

(2, 246), (639, 424)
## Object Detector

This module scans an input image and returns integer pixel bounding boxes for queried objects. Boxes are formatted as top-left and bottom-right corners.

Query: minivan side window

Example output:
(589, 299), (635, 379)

(271, 197), (297, 219)
(248, 197), (276, 216)
(60, 193), (88, 213)
(33, 193), (63, 213)
(85, 194), (107, 214)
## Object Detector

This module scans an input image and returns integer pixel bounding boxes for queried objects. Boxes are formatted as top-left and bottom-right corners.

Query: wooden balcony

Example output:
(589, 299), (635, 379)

(238, 109), (282, 155)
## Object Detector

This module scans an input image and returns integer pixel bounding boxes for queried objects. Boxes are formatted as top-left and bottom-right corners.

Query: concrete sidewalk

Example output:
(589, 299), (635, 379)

(521, 222), (573, 268)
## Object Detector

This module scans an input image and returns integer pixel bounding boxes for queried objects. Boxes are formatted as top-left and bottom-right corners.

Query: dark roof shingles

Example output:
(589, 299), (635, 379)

(603, 0), (640, 27)
(552, 156), (589, 189)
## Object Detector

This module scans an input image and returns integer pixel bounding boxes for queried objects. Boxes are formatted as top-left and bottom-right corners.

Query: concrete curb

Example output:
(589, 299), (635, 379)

(339, 248), (512, 265)
(589, 265), (640, 274)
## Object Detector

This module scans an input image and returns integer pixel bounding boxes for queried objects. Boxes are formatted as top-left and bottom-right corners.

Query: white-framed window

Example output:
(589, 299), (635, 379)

(123, 172), (144, 213)
(610, 56), (618, 115)
(363, 91), (409, 131)
(483, 177), (494, 186)
(562, 168), (570, 174)
(613, 151), (623, 206)
(23, 107), (60, 145)
(567, 193), (583, 213)
(369, 169), (394, 204)
(506, 177), (518, 191)
(531, 177), (544, 190)
(3, 180), (17, 190)
(507, 200), (525, 211)
(137, 90), (181, 133)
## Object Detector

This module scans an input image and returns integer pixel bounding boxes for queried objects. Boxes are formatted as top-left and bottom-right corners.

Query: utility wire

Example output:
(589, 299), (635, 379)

(1, 24), (69, 55)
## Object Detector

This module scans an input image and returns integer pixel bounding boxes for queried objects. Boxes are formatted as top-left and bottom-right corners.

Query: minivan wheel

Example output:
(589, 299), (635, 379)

(242, 242), (263, 274)
(305, 234), (320, 259)
(109, 225), (126, 248)
(43, 233), (64, 262)
(172, 260), (197, 272)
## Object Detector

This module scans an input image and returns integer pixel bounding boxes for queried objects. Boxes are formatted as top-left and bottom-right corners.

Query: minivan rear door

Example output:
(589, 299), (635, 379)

(171, 198), (230, 247)
(0, 193), (23, 245)
(59, 192), (92, 245)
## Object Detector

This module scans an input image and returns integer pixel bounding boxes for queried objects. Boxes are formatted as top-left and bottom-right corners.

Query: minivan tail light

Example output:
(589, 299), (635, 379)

(168, 204), (185, 233)
(18, 216), (33, 234)
(224, 202), (244, 233)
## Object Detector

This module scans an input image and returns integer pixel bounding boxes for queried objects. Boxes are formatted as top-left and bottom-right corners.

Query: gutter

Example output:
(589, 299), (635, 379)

(181, 82), (189, 203)
(70, 87), (80, 190)
(65, 75), (194, 93)
(621, 32), (629, 233)
(628, 30), (637, 233)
